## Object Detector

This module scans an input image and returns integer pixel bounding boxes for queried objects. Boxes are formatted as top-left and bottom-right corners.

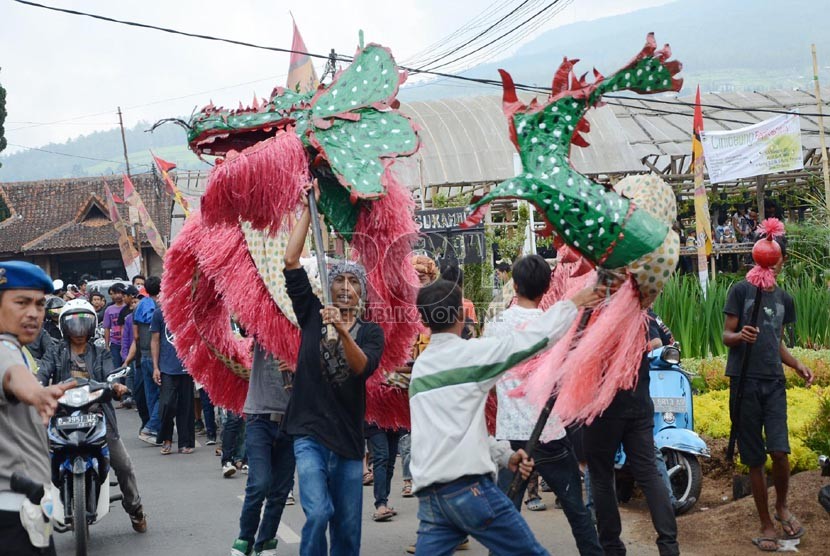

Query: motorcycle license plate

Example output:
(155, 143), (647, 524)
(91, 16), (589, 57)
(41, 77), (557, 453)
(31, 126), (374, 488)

(652, 397), (687, 413)
(56, 414), (98, 429)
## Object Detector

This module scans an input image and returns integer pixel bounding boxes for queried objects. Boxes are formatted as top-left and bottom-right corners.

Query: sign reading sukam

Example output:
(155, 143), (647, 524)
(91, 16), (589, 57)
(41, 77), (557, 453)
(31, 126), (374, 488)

(700, 114), (803, 183)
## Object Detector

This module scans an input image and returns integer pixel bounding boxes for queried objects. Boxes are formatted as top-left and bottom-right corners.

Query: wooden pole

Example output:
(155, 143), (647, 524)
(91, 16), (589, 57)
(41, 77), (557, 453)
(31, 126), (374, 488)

(756, 175), (766, 221)
(418, 156), (427, 211)
(117, 107), (131, 178)
(811, 44), (830, 237)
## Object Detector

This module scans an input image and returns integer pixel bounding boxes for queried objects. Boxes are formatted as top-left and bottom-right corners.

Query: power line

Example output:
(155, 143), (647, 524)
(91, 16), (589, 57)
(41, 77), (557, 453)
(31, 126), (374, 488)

(421, 0), (567, 72)
(402, 0), (509, 68)
(12, 0), (830, 119)
(5, 142), (127, 164)
(432, 0), (572, 74)
(414, 0), (540, 70)
(11, 0), (347, 62)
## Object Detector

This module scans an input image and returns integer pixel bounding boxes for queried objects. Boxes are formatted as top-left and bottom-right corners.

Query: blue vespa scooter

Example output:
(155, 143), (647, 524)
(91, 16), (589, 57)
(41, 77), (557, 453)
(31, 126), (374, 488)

(615, 345), (709, 514)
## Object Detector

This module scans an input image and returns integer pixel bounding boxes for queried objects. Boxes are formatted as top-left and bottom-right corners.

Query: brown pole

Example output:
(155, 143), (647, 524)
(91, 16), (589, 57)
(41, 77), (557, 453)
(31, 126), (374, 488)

(811, 45), (830, 239)
(117, 107), (131, 178)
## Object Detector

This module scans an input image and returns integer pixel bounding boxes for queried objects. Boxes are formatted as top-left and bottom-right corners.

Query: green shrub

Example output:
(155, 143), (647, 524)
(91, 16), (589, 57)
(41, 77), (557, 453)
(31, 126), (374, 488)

(655, 273), (830, 358)
(683, 349), (830, 393)
(800, 389), (830, 457)
(695, 386), (826, 472)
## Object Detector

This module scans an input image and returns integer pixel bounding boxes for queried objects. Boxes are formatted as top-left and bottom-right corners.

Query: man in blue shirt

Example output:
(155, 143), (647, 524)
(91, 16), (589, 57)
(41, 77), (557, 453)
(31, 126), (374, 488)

(134, 277), (161, 444)
(151, 304), (194, 455)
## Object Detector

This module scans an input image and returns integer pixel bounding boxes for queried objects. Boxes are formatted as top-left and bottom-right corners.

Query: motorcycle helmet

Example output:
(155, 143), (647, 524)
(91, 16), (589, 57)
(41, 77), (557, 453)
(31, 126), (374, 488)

(45, 297), (66, 321)
(59, 299), (98, 340)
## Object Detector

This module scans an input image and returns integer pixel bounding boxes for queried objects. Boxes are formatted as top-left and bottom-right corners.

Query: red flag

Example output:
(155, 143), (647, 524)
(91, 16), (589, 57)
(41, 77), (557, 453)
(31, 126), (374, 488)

(692, 86), (713, 292)
(123, 174), (167, 257)
(151, 151), (191, 217)
(151, 152), (177, 174)
(104, 181), (142, 279)
(287, 17), (319, 93)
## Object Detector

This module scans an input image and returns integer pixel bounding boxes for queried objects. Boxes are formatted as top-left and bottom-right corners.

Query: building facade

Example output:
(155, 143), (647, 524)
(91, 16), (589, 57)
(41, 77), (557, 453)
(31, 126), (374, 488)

(0, 174), (171, 283)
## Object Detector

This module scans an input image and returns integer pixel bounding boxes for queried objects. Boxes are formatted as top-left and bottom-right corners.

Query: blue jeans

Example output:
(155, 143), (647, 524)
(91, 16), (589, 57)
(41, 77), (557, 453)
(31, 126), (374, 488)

(367, 431), (399, 509)
(399, 433), (412, 481)
(655, 446), (677, 506)
(222, 412), (246, 465)
(198, 388), (217, 438)
(293, 436), (363, 556)
(497, 439), (602, 556)
(416, 474), (548, 556)
(238, 415), (296, 552)
(109, 343), (123, 368)
(140, 358), (161, 434)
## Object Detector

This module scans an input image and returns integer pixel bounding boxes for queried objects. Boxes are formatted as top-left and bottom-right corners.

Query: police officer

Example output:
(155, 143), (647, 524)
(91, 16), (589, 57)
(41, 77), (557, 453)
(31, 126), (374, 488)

(0, 261), (76, 555)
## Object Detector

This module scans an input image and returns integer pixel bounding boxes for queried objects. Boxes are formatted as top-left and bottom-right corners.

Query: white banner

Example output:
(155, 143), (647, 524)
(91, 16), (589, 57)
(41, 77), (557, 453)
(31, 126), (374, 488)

(701, 114), (803, 183)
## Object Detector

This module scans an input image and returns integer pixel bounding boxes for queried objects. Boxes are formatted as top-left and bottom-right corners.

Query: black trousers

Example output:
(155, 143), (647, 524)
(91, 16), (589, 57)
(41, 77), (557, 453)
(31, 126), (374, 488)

(132, 359), (150, 431)
(158, 373), (195, 448)
(0, 510), (56, 556)
(583, 414), (678, 556)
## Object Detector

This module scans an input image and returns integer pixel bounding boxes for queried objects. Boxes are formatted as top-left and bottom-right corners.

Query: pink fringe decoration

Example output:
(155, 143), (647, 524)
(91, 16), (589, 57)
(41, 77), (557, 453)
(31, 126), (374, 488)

(757, 217), (785, 238)
(352, 167), (421, 430)
(514, 278), (650, 427)
(195, 221), (301, 366)
(200, 133), (309, 230)
(551, 280), (648, 426)
(161, 214), (253, 412)
(746, 265), (777, 290)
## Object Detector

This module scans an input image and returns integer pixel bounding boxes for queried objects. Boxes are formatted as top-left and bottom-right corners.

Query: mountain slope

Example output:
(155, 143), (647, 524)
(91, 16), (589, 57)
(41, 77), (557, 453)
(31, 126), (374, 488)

(1, 0), (826, 182)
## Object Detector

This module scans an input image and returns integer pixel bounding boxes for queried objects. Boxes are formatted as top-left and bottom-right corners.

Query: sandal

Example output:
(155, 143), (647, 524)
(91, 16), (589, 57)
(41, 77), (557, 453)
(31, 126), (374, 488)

(363, 471), (374, 486)
(525, 497), (547, 512)
(751, 537), (780, 552)
(402, 480), (413, 498)
(160, 443), (172, 455)
(372, 507), (394, 522)
(179, 447), (194, 454)
(774, 511), (805, 539)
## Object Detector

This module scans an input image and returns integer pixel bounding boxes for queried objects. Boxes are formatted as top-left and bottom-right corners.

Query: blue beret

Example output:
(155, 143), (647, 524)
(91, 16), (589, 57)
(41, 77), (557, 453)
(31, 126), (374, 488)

(0, 261), (55, 294)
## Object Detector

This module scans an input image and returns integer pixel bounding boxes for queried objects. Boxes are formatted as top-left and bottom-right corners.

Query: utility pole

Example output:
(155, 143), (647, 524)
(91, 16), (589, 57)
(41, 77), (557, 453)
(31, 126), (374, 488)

(811, 45), (830, 237)
(117, 106), (131, 178)
(117, 106), (141, 271)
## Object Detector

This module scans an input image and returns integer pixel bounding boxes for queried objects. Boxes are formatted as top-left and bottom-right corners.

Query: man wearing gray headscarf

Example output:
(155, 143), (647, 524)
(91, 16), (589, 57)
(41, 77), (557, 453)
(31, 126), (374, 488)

(282, 183), (385, 556)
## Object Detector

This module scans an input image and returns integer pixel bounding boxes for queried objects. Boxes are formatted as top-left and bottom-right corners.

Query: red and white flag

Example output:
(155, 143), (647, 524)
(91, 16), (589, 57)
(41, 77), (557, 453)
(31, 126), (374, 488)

(286, 17), (319, 94)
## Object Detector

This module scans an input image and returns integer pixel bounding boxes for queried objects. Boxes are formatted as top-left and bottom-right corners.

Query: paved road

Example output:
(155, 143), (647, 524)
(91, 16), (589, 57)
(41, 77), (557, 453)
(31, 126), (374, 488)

(55, 408), (665, 556)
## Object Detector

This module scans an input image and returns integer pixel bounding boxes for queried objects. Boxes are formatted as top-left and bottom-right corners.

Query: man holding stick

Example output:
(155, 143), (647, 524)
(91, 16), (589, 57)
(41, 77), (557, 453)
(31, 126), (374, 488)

(283, 180), (385, 556)
(723, 235), (813, 552)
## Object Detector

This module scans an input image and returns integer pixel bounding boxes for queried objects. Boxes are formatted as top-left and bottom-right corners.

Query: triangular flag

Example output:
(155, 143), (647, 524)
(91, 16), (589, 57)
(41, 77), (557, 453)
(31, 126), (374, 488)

(287, 17), (319, 94)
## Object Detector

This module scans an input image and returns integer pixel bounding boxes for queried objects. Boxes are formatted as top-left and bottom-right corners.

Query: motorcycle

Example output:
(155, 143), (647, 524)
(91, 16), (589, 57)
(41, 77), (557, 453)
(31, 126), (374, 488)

(47, 367), (129, 556)
(820, 454), (830, 514)
(614, 345), (709, 515)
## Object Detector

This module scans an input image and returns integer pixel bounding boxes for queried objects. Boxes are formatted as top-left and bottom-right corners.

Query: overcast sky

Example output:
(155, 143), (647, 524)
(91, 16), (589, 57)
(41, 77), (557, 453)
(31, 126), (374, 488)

(1, 0), (670, 152)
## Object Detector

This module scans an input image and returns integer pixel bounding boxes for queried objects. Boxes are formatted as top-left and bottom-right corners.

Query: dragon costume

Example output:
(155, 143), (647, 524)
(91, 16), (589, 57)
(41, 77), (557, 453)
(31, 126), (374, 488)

(471, 34), (684, 425)
(161, 41), (420, 429)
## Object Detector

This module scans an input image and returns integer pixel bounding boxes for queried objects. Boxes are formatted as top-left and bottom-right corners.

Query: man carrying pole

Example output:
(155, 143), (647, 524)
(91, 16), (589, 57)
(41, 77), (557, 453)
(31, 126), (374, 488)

(722, 219), (813, 552)
(282, 180), (385, 556)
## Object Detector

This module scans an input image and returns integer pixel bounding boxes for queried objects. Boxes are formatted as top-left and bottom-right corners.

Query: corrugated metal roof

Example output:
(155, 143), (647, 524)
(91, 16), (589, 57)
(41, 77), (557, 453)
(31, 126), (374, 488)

(395, 93), (644, 188)
(608, 87), (830, 166)
(168, 86), (829, 210)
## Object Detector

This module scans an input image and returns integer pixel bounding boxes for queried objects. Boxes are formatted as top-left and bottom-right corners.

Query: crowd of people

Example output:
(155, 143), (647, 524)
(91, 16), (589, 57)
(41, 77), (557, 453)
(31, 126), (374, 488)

(0, 190), (815, 555)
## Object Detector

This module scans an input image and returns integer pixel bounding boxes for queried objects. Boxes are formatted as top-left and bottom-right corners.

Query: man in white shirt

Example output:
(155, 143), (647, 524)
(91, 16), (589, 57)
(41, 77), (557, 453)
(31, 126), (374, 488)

(484, 255), (602, 556)
(409, 277), (601, 555)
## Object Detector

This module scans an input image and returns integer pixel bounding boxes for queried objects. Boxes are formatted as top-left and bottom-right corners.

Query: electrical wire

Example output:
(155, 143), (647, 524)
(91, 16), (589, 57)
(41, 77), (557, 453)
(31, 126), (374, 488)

(421, 0), (566, 72)
(414, 0), (540, 70)
(402, 0), (510, 68)
(10, 0), (830, 119)
(10, 0), (344, 61)
(5, 142), (142, 165)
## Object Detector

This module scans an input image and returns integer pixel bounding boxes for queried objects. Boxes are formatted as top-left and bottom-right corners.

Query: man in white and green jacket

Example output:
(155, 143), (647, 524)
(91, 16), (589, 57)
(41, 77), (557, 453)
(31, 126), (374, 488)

(409, 278), (602, 555)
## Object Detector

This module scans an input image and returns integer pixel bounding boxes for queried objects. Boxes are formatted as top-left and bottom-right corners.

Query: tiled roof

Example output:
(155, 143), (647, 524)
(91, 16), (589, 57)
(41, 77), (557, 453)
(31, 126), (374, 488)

(0, 174), (172, 256)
